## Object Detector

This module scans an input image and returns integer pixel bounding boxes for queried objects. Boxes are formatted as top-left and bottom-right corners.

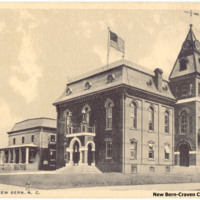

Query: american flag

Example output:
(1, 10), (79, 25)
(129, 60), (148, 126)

(110, 30), (125, 53)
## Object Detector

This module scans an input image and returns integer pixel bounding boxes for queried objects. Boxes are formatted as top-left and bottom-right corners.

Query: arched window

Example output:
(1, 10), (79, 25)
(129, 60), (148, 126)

(180, 110), (189, 134)
(165, 110), (169, 133)
(105, 98), (114, 130)
(149, 106), (154, 131)
(130, 101), (137, 129)
(82, 104), (91, 124)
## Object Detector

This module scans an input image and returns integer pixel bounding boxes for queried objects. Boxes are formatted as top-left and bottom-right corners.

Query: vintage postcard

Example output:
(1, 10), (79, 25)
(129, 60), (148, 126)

(1, 2), (200, 198)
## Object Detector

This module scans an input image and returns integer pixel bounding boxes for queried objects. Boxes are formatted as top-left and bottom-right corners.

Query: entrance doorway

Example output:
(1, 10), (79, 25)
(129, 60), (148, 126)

(88, 143), (93, 165)
(179, 144), (189, 167)
(73, 141), (80, 165)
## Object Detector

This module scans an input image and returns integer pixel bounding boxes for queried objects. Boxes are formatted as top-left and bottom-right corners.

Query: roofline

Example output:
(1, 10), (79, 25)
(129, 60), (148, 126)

(14, 117), (56, 126)
(8, 126), (57, 134)
(67, 59), (169, 86)
(53, 84), (176, 107)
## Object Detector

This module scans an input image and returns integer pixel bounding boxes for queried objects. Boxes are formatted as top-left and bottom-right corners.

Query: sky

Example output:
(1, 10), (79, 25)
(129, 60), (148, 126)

(1, 4), (200, 147)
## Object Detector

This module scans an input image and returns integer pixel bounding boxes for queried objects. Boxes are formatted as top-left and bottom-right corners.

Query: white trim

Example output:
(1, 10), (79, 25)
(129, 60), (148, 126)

(174, 152), (180, 154)
(176, 97), (200, 104)
(189, 151), (197, 154)
(66, 132), (95, 138)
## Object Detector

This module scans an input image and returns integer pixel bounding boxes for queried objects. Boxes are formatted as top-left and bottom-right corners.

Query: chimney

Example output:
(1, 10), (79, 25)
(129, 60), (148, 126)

(154, 68), (163, 92)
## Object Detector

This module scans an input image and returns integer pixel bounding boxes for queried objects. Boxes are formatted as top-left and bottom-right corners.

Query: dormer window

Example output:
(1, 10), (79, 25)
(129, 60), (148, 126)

(107, 74), (115, 83)
(179, 58), (188, 71)
(147, 79), (153, 87)
(66, 87), (72, 95)
(85, 81), (92, 90)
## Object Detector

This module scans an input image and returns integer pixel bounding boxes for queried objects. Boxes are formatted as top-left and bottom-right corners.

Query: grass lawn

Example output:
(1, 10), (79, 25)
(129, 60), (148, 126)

(0, 173), (200, 190)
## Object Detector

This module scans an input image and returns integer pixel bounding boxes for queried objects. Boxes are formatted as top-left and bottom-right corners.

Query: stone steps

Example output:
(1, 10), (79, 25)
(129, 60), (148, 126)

(56, 165), (102, 174)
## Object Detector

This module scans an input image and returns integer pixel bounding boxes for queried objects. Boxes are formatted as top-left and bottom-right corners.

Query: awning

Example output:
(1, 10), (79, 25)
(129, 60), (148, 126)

(165, 145), (170, 153)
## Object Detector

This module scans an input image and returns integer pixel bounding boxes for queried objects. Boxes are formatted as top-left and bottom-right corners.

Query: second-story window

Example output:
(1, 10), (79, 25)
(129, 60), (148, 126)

(82, 105), (91, 124)
(149, 106), (154, 131)
(13, 138), (16, 145)
(22, 136), (25, 144)
(105, 98), (114, 130)
(198, 83), (200, 96)
(182, 85), (187, 97)
(130, 101), (137, 129)
(31, 135), (34, 143)
(51, 135), (55, 142)
(165, 110), (169, 133)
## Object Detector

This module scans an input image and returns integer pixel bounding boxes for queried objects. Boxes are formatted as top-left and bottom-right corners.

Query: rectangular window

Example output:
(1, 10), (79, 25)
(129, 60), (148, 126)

(130, 141), (137, 160)
(31, 135), (34, 143)
(149, 144), (154, 159)
(50, 135), (55, 142)
(106, 141), (112, 159)
(198, 83), (200, 96)
(22, 136), (25, 144)
(13, 138), (16, 145)
(107, 107), (112, 129)
(182, 85), (187, 97)
(189, 84), (193, 96)
(164, 145), (170, 160)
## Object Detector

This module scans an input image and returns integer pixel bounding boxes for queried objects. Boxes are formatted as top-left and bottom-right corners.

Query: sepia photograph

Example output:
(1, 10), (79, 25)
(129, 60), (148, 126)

(0, 2), (200, 198)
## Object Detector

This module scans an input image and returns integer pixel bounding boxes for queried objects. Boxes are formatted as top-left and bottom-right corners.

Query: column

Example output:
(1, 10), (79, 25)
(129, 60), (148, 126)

(69, 150), (73, 165)
(13, 149), (16, 163)
(0, 151), (2, 164)
(25, 148), (29, 164)
(84, 150), (88, 165)
(8, 150), (11, 163)
(19, 148), (22, 163)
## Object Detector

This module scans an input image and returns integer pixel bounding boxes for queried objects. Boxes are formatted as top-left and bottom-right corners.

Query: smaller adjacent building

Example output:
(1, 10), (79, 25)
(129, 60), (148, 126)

(0, 118), (57, 171)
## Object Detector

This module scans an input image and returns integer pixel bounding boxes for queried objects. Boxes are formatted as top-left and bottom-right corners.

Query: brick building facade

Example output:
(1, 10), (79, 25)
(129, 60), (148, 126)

(54, 24), (200, 173)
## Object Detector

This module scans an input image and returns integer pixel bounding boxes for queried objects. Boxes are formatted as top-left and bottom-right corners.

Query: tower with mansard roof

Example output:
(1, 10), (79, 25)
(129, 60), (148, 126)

(169, 24), (200, 167)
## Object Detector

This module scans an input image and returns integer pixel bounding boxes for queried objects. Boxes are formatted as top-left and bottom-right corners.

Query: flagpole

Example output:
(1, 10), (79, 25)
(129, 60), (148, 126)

(107, 27), (110, 69)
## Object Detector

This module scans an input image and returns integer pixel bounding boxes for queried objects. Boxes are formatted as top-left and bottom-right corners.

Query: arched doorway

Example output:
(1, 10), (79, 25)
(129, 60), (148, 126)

(179, 144), (189, 167)
(73, 141), (80, 165)
(88, 143), (93, 166)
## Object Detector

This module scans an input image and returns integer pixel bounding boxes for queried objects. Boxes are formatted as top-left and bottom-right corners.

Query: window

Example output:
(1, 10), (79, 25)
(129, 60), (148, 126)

(130, 140), (137, 160)
(130, 101), (137, 129)
(85, 81), (92, 90)
(149, 144), (154, 159)
(149, 106), (154, 131)
(31, 135), (34, 143)
(182, 85), (187, 97)
(66, 87), (72, 95)
(66, 110), (72, 126)
(165, 110), (169, 133)
(13, 138), (16, 145)
(164, 145), (170, 160)
(180, 110), (189, 134)
(22, 136), (25, 144)
(106, 141), (112, 159)
(50, 135), (55, 142)
(82, 105), (91, 124)
(180, 59), (187, 71)
(105, 99), (114, 130)
(198, 83), (200, 96)
(189, 84), (193, 96)
(107, 74), (115, 83)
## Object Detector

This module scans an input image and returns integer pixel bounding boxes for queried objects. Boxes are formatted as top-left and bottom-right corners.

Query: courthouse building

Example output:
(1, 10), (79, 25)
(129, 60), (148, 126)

(54, 24), (200, 173)
(0, 118), (56, 171)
